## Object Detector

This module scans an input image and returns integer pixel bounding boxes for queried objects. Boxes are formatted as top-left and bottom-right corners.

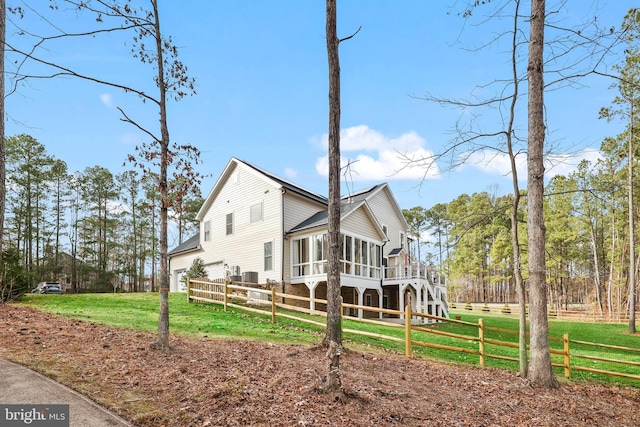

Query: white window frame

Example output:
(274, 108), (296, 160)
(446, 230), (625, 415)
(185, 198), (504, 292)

(226, 212), (234, 236)
(204, 220), (211, 242)
(292, 237), (310, 277)
(264, 241), (273, 271)
(312, 233), (327, 274)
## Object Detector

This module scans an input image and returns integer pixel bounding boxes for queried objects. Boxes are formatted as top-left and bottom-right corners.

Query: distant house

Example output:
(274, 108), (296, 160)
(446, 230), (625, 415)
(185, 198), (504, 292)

(168, 158), (448, 319)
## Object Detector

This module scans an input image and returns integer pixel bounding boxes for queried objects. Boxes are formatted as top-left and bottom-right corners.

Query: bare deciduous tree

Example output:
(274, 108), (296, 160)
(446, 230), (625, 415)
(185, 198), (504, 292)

(527, 0), (558, 388)
(6, 0), (201, 349)
(406, 0), (623, 381)
(322, 0), (343, 396)
(322, 0), (360, 397)
(0, 0), (5, 265)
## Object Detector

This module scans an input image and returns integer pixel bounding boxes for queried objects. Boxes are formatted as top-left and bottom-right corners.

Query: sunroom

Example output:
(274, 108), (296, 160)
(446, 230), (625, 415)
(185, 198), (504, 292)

(288, 231), (385, 318)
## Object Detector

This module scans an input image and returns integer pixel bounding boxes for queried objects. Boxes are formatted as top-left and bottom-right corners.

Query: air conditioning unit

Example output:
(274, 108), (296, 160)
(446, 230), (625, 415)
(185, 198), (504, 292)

(230, 265), (241, 276)
(243, 271), (258, 284)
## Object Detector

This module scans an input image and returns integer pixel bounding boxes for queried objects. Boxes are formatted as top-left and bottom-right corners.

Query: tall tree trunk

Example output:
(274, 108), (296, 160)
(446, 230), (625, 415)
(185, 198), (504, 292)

(153, 0), (170, 351)
(628, 98), (636, 332)
(322, 0), (343, 395)
(0, 0), (5, 262)
(506, 1), (527, 375)
(588, 218), (604, 315)
(527, 0), (558, 388)
(608, 208), (616, 316)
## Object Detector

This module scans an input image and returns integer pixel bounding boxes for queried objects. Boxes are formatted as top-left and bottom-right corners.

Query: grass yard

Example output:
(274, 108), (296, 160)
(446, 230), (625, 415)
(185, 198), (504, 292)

(17, 293), (640, 388)
(19, 292), (324, 345)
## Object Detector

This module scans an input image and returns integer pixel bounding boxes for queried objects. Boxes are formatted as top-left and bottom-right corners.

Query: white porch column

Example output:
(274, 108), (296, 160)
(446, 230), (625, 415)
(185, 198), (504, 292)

(305, 280), (319, 312)
(431, 288), (437, 318)
(356, 288), (364, 319)
(428, 286), (435, 318)
(416, 284), (423, 315)
(378, 289), (384, 320)
(399, 284), (406, 320)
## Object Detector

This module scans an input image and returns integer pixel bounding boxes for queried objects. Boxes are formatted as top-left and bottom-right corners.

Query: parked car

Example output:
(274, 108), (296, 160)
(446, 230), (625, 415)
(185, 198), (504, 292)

(32, 282), (63, 294)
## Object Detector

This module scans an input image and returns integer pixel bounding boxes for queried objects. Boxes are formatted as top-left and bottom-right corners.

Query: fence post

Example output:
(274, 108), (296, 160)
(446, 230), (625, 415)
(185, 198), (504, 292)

(405, 304), (412, 357)
(478, 318), (485, 367)
(563, 333), (570, 378)
(271, 286), (277, 324)
(187, 277), (191, 302)
(224, 279), (229, 312)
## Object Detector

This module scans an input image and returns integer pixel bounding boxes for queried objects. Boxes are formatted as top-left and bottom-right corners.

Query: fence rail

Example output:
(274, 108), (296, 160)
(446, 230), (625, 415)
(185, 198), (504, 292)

(187, 278), (640, 385)
(451, 302), (639, 323)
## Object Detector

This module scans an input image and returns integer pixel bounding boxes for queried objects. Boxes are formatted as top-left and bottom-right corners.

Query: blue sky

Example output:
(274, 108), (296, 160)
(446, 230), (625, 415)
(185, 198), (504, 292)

(6, 0), (631, 213)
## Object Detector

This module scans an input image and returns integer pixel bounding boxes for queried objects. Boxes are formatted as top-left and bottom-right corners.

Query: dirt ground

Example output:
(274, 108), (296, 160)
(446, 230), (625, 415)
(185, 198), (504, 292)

(1, 304), (640, 426)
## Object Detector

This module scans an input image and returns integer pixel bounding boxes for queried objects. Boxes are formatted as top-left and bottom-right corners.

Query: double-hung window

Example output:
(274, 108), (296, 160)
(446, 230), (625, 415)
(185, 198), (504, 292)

(264, 241), (273, 271)
(226, 212), (234, 236)
(204, 220), (211, 242)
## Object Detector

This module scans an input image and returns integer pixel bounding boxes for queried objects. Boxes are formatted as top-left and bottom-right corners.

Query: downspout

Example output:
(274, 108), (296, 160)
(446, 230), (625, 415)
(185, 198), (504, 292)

(281, 188), (286, 302)
(380, 239), (388, 310)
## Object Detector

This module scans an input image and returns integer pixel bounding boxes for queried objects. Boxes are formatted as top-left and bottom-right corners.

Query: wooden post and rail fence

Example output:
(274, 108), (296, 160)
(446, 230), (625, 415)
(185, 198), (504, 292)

(187, 277), (640, 384)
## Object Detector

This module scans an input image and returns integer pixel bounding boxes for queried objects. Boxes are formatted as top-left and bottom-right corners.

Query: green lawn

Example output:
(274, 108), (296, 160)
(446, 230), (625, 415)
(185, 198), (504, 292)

(19, 292), (324, 345)
(17, 293), (640, 387)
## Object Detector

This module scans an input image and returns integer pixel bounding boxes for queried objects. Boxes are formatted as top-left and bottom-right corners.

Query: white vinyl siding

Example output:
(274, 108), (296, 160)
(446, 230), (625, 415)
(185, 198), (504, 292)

(283, 193), (326, 231)
(366, 187), (409, 258)
(342, 208), (375, 237)
(194, 162), (283, 283)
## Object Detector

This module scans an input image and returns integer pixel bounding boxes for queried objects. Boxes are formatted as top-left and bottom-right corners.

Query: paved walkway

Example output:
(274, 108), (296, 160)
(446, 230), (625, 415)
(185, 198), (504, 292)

(0, 359), (132, 426)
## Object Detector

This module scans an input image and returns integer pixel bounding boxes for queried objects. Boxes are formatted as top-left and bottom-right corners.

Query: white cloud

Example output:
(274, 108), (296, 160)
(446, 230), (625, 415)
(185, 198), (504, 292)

(315, 125), (440, 182)
(459, 148), (602, 181)
(100, 93), (114, 108)
(284, 167), (298, 179)
(545, 148), (602, 178)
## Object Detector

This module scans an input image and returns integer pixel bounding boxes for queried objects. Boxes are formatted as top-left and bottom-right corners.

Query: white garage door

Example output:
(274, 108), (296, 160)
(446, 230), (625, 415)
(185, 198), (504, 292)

(175, 269), (187, 292)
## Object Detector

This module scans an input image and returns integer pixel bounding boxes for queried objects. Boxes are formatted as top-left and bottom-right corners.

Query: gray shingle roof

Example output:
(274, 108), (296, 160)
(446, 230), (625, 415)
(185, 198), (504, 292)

(168, 233), (201, 256)
(288, 200), (362, 233)
(340, 183), (385, 204)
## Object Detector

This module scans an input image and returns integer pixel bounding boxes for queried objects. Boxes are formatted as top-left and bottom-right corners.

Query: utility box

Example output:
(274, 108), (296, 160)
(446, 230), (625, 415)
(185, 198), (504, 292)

(243, 271), (258, 283)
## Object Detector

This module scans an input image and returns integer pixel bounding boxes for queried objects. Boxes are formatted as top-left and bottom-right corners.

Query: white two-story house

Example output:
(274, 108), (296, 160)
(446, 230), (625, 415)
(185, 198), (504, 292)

(168, 158), (448, 319)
